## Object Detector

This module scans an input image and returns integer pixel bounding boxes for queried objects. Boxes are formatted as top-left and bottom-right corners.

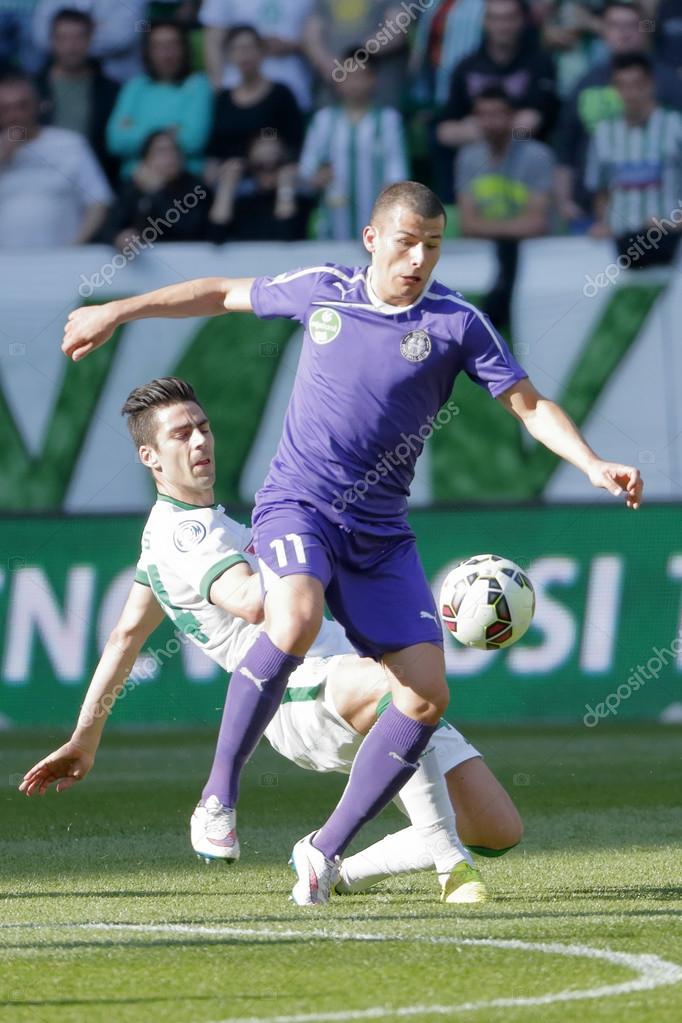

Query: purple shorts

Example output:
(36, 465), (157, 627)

(252, 501), (443, 659)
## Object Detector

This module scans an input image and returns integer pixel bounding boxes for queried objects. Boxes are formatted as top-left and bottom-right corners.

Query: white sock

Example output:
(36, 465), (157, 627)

(396, 746), (472, 882)
(341, 748), (472, 890)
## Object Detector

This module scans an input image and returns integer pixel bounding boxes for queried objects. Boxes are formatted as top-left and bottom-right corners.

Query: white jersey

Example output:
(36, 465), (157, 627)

(135, 495), (352, 671)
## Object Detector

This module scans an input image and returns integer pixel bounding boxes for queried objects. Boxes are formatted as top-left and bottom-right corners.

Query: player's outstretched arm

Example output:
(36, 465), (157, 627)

(62, 276), (256, 363)
(497, 378), (643, 509)
(19, 582), (165, 796)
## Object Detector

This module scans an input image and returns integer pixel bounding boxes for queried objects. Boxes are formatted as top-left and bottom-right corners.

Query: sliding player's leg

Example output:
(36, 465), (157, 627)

(194, 508), (333, 861)
(445, 754), (523, 856)
(339, 746), (523, 900)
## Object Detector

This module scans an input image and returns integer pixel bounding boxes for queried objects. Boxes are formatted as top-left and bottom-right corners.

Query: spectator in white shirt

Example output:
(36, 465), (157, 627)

(0, 74), (112, 248)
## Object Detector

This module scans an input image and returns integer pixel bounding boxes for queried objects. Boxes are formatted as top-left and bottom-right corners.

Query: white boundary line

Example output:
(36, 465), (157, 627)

(4, 922), (680, 1022)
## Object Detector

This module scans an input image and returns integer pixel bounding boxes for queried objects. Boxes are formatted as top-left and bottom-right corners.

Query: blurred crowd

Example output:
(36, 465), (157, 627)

(1, 0), (681, 313)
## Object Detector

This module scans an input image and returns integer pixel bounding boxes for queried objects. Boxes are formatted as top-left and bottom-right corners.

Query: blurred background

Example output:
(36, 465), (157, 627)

(0, 0), (680, 728)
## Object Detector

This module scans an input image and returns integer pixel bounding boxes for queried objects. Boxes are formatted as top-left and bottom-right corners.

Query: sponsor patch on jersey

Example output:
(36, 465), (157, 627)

(400, 329), (431, 362)
(173, 519), (207, 552)
(308, 307), (342, 344)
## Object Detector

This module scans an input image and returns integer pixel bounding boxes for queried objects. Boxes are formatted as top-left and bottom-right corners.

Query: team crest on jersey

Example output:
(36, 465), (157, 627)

(400, 329), (432, 363)
(173, 519), (207, 552)
(308, 307), (342, 344)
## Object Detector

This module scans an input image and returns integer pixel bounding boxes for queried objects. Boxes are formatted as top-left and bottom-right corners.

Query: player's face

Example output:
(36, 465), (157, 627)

(364, 206), (444, 306)
(143, 402), (215, 497)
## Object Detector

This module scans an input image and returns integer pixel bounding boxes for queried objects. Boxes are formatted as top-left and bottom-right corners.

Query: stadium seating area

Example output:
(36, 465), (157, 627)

(0, 0), (680, 265)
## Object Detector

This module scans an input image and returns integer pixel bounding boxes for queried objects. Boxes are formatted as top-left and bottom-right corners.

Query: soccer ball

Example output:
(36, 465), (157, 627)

(439, 554), (535, 650)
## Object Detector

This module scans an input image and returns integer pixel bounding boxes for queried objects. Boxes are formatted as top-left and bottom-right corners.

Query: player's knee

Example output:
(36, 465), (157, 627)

(396, 694), (446, 724)
(480, 809), (524, 852)
(267, 605), (322, 655)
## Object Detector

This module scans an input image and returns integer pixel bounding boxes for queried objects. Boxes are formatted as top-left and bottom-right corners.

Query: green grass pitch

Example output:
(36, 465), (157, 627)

(1, 724), (681, 1023)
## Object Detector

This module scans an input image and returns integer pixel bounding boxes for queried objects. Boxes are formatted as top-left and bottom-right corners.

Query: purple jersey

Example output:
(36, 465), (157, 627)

(250, 263), (526, 533)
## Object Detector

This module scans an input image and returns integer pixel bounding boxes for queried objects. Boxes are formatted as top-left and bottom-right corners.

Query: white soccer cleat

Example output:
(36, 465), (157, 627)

(290, 832), (340, 906)
(191, 795), (240, 864)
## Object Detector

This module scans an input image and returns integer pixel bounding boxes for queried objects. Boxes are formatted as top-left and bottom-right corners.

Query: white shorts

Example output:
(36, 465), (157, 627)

(264, 656), (481, 775)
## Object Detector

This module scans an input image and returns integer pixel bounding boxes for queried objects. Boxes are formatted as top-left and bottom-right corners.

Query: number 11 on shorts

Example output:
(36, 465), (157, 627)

(270, 534), (307, 568)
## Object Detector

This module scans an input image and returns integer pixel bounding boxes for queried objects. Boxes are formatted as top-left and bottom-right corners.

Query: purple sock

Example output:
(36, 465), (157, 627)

(313, 704), (437, 860)
(202, 633), (302, 807)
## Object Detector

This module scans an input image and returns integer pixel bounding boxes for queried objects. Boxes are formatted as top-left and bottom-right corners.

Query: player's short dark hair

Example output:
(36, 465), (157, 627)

(611, 51), (653, 77)
(50, 8), (94, 33)
(473, 84), (513, 107)
(121, 377), (204, 449)
(371, 181), (447, 227)
(226, 23), (265, 48)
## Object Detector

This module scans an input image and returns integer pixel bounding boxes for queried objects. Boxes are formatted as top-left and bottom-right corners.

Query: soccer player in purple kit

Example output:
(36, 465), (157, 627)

(62, 181), (643, 905)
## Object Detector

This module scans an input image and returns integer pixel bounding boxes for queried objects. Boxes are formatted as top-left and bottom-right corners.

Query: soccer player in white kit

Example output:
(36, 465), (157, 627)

(20, 378), (522, 903)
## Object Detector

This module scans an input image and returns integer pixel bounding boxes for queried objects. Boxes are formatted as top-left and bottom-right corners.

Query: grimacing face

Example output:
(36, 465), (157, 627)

(363, 206), (444, 306)
(140, 402), (215, 496)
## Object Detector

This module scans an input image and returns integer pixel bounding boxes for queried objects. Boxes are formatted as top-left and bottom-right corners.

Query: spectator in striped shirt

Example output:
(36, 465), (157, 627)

(555, 0), (682, 230)
(297, 51), (409, 240)
(585, 52), (682, 268)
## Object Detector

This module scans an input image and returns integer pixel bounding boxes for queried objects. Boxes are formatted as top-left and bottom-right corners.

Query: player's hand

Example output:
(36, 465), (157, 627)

(587, 461), (643, 509)
(62, 304), (118, 362)
(19, 740), (95, 796)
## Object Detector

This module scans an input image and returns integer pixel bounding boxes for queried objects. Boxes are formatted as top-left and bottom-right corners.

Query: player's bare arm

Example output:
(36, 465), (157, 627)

(497, 378), (643, 509)
(209, 562), (264, 625)
(62, 277), (256, 363)
(19, 582), (165, 796)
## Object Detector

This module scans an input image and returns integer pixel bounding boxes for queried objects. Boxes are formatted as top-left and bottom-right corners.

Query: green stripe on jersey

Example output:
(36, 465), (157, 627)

(157, 494), (218, 511)
(199, 554), (248, 601)
(281, 683), (322, 704)
(135, 568), (150, 587)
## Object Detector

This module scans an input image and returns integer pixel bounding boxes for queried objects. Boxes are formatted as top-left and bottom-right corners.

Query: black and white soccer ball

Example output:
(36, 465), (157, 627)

(439, 554), (535, 650)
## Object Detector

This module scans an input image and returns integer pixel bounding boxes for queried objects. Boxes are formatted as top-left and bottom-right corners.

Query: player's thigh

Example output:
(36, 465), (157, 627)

(383, 642), (449, 721)
(446, 757), (523, 849)
(263, 573), (326, 654)
(254, 504), (334, 653)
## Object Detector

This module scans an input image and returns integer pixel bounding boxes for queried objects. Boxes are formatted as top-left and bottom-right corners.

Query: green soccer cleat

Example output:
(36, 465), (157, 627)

(441, 861), (487, 904)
